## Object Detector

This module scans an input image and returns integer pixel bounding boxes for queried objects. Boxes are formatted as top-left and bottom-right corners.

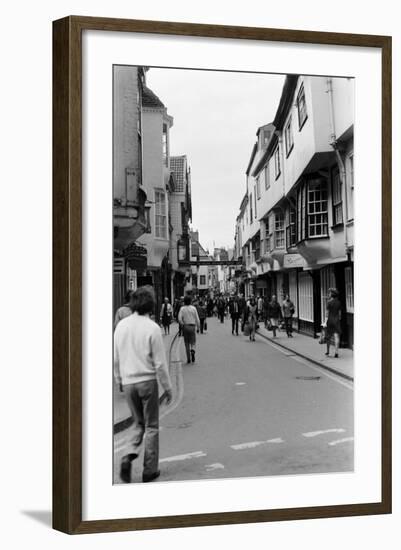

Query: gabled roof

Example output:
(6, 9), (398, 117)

(251, 75), (299, 177)
(273, 75), (299, 130)
(245, 142), (258, 176)
(142, 85), (165, 109)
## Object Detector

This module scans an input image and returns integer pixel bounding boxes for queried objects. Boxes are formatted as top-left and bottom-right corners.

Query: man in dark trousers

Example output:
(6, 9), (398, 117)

(229, 294), (242, 335)
(217, 295), (226, 323)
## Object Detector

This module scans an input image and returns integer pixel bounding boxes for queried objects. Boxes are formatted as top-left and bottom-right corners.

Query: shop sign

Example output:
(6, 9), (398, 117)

(284, 254), (306, 268)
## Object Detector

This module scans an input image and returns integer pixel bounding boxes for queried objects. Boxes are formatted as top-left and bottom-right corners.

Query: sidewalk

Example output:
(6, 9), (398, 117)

(257, 325), (354, 381)
(113, 326), (179, 433)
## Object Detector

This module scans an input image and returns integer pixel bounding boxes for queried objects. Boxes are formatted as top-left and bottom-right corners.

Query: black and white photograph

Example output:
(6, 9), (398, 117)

(112, 65), (354, 485)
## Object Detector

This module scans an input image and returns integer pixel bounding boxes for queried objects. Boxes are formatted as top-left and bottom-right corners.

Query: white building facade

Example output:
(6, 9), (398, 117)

(236, 75), (354, 347)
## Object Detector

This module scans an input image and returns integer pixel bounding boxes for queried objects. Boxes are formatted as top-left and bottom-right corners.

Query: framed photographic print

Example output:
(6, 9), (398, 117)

(53, 16), (392, 534)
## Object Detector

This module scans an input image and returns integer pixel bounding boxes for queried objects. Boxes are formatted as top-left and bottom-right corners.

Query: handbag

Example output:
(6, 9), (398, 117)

(319, 326), (327, 344)
(243, 322), (250, 336)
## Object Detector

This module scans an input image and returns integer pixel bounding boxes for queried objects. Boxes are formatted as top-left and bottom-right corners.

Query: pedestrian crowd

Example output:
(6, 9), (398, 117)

(113, 284), (342, 484)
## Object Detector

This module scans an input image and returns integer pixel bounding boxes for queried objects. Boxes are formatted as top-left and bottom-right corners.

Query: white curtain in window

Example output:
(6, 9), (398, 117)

(298, 272), (313, 322)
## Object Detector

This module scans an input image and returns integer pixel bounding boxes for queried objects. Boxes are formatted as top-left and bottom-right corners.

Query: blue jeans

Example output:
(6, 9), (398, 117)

(123, 379), (159, 478)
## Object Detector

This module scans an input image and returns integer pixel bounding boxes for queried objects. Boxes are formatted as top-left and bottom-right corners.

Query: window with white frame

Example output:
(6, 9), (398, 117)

(297, 84), (308, 129)
(285, 116), (294, 156)
(274, 210), (285, 248)
(286, 206), (296, 247)
(263, 216), (273, 254)
(297, 179), (329, 240)
(155, 189), (167, 238)
(254, 186), (257, 218)
(199, 275), (206, 286)
(345, 266), (354, 312)
(332, 169), (343, 225)
(264, 164), (270, 190)
(307, 179), (328, 237)
(256, 175), (261, 199)
(274, 145), (281, 179)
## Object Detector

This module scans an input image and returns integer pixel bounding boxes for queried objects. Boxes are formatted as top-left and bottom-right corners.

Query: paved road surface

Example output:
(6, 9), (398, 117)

(114, 316), (353, 483)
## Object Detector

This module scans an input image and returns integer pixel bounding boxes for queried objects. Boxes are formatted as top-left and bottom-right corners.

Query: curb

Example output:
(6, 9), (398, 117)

(256, 329), (354, 383)
(113, 330), (180, 435)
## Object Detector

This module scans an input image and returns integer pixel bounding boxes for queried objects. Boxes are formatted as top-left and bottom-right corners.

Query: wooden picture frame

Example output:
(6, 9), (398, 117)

(53, 15), (392, 534)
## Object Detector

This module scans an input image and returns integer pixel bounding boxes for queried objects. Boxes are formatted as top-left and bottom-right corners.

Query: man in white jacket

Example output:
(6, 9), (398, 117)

(114, 286), (172, 483)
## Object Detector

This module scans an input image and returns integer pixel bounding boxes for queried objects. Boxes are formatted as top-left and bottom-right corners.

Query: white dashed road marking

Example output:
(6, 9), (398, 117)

(328, 437), (354, 446)
(205, 463), (225, 471)
(235, 382), (247, 386)
(160, 451), (207, 463)
(302, 428), (346, 438)
(231, 438), (284, 450)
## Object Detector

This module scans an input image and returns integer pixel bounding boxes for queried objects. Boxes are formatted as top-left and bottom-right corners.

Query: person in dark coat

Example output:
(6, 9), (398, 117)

(228, 295), (242, 335)
(160, 297), (173, 335)
(262, 295), (270, 328)
(217, 296), (226, 323)
(196, 299), (207, 334)
(206, 297), (214, 317)
(245, 297), (258, 342)
(268, 295), (282, 337)
(325, 288), (342, 357)
(282, 294), (295, 337)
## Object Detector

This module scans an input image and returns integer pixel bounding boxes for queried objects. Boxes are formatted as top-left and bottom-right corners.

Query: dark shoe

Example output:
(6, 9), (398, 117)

(334, 353), (339, 358)
(120, 453), (138, 483)
(142, 470), (160, 483)
(325, 351), (329, 356)
(191, 349), (195, 362)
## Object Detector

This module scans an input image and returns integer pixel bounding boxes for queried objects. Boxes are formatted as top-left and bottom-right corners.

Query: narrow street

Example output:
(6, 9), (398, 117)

(114, 317), (353, 483)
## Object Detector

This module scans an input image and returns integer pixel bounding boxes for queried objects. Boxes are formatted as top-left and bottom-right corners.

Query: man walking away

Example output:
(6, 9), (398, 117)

(114, 286), (172, 484)
(160, 297), (173, 335)
(217, 296), (226, 323)
(229, 295), (241, 335)
(178, 295), (201, 363)
(268, 295), (282, 338)
(114, 290), (134, 329)
(196, 299), (207, 334)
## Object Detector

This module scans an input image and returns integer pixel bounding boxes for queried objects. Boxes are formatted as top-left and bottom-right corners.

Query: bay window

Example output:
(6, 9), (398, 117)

(297, 178), (328, 241)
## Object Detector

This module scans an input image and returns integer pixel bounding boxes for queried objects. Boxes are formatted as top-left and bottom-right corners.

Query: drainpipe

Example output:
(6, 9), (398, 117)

(326, 78), (350, 258)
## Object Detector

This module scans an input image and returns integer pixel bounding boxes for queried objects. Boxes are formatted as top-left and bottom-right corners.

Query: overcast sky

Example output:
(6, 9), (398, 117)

(146, 67), (285, 254)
